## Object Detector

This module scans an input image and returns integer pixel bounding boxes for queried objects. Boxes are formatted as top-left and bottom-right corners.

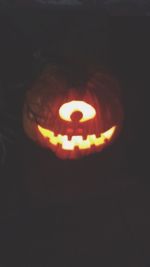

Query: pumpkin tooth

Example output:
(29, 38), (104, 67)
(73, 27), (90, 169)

(67, 134), (72, 141)
(53, 132), (58, 137)
(82, 134), (87, 140)
(66, 128), (74, 140)
(82, 130), (87, 140)
(104, 138), (109, 143)
(96, 133), (101, 138)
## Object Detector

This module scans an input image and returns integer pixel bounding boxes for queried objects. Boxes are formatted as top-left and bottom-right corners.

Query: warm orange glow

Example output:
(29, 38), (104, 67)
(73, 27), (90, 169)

(59, 100), (96, 122)
(37, 125), (116, 151)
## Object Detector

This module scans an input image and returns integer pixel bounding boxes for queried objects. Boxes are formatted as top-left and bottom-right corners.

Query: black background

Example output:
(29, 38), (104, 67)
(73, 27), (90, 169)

(0, 6), (150, 266)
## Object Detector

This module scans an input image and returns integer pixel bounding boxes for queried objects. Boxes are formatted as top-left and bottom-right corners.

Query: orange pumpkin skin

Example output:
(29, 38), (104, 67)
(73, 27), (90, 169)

(23, 65), (123, 159)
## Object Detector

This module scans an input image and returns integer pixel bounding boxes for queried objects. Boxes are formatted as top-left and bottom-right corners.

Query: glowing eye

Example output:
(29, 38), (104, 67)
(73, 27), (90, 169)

(59, 100), (96, 122)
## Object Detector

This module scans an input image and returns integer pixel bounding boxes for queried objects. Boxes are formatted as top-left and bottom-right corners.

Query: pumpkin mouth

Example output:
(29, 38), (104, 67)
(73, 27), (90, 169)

(37, 125), (116, 150)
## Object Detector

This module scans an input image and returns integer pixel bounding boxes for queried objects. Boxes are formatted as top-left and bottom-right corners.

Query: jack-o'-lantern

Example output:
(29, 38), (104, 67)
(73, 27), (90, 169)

(23, 65), (123, 159)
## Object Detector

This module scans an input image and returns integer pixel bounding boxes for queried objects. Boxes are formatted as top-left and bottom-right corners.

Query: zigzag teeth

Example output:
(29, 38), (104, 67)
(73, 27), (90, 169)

(37, 125), (116, 151)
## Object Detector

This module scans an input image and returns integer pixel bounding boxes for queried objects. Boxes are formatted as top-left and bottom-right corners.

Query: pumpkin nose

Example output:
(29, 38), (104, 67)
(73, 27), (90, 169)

(70, 111), (83, 122)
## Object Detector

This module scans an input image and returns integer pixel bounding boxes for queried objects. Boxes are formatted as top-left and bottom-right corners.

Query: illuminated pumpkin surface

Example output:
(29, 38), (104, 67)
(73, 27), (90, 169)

(23, 65), (123, 159)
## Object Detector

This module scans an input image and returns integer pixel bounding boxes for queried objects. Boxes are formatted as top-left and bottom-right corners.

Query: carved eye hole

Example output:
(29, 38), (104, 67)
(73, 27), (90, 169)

(59, 100), (96, 122)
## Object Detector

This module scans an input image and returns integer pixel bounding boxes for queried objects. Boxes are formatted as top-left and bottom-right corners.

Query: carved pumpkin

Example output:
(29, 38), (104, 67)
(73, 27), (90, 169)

(23, 65), (123, 159)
